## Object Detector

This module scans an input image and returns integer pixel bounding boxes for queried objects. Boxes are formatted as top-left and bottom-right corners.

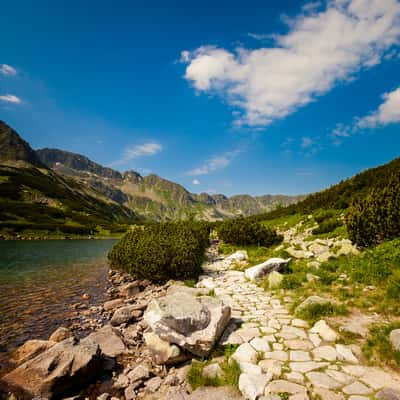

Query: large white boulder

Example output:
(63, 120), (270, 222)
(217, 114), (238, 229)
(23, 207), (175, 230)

(144, 292), (231, 357)
(244, 258), (291, 281)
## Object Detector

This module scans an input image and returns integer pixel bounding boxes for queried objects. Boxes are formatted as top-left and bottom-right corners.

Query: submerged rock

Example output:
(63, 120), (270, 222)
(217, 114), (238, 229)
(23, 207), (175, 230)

(144, 291), (230, 357)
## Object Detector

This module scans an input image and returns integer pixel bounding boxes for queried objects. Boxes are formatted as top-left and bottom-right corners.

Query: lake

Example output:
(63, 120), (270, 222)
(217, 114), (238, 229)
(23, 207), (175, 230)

(0, 239), (117, 375)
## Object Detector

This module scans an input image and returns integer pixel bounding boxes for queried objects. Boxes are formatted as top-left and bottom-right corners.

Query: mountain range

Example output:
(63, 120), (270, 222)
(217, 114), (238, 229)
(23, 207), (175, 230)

(0, 121), (303, 235)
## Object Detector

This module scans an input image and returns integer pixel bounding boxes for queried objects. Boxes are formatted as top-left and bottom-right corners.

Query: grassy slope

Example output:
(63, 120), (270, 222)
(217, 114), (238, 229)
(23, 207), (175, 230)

(0, 165), (139, 238)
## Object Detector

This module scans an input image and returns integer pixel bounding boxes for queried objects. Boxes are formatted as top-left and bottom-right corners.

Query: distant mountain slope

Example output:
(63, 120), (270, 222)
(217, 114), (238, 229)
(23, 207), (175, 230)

(36, 143), (303, 221)
(0, 123), (139, 237)
(251, 157), (400, 222)
(0, 121), (303, 229)
(0, 121), (44, 168)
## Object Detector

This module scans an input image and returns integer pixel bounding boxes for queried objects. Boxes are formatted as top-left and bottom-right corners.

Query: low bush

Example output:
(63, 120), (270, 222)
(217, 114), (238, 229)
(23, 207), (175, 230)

(280, 274), (305, 290)
(312, 218), (342, 235)
(347, 172), (400, 247)
(217, 218), (282, 247)
(108, 221), (211, 282)
(314, 209), (337, 223)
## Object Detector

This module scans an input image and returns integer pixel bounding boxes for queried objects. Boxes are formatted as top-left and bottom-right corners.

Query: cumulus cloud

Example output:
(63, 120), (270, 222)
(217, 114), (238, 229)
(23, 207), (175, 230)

(332, 86), (400, 142)
(0, 64), (17, 76)
(187, 149), (241, 176)
(110, 142), (162, 166)
(192, 179), (201, 185)
(0, 94), (21, 104)
(182, 0), (400, 127)
(356, 87), (400, 128)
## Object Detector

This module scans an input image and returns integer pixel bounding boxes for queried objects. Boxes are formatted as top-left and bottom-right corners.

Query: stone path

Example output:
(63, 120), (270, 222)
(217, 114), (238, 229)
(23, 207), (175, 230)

(196, 249), (400, 400)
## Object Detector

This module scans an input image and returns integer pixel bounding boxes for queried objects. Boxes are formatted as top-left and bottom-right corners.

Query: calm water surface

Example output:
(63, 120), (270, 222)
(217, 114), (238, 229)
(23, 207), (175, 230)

(0, 239), (116, 374)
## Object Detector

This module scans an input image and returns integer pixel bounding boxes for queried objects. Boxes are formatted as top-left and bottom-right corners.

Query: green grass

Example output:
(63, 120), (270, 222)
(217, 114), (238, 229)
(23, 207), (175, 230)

(363, 322), (400, 368)
(219, 243), (290, 268)
(187, 358), (241, 390)
(295, 301), (348, 324)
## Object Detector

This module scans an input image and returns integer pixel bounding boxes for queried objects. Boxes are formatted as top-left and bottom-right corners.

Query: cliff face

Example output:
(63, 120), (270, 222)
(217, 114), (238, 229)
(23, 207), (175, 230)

(36, 148), (122, 180)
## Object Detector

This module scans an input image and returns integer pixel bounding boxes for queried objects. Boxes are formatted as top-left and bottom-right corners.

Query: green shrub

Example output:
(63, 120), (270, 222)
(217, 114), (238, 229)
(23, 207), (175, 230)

(312, 218), (342, 235)
(217, 218), (282, 247)
(314, 209), (337, 223)
(347, 172), (400, 247)
(281, 274), (305, 289)
(346, 238), (400, 285)
(108, 221), (210, 282)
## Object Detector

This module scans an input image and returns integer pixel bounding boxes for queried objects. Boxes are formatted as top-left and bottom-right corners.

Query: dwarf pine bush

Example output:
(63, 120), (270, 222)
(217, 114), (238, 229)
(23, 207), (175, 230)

(108, 221), (211, 282)
(347, 172), (400, 247)
(216, 218), (282, 247)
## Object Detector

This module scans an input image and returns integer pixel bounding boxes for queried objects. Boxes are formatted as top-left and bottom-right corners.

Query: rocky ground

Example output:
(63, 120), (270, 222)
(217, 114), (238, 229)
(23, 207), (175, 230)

(1, 233), (400, 400)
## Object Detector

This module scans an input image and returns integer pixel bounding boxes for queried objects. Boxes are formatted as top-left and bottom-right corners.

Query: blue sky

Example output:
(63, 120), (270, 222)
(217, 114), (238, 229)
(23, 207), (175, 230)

(1, 0), (400, 196)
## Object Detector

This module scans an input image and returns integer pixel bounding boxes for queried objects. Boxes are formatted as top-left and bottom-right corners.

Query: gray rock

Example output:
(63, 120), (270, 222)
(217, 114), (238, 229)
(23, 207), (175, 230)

(267, 271), (284, 289)
(49, 327), (73, 342)
(376, 388), (400, 400)
(111, 304), (143, 326)
(389, 329), (400, 351)
(244, 258), (291, 281)
(120, 281), (141, 297)
(10, 339), (56, 365)
(239, 372), (272, 400)
(295, 296), (330, 314)
(103, 298), (125, 311)
(146, 376), (162, 392)
(144, 332), (188, 365)
(85, 325), (127, 358)
(144, 292), (230, 357)
(3, 337), (101, 399)
(127, 364), (150, 383)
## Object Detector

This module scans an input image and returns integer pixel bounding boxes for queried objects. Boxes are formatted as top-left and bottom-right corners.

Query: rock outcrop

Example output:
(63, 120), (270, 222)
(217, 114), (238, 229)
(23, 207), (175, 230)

(144, 291), (231, 357)
(244, 257), (291, 281)
(3, 337), (102, 399)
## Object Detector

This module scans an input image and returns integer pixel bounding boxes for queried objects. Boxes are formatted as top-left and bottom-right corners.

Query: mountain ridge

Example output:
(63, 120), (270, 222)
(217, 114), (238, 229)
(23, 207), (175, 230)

(0, 120), (304, 225)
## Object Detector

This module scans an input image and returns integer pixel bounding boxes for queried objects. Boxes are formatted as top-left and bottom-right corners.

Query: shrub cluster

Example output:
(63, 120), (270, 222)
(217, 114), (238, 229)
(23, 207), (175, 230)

(216, 218), (282, 247)
(108, 221), (211, 282)
(312, 218), (342, 235)
(347, 172), (400, 247)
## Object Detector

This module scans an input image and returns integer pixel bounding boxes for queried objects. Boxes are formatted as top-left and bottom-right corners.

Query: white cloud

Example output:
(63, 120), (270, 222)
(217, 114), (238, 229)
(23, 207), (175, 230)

(187, 149), (241, 176)
(0, 64), (17, 76)
(0, 94), (21, 104)
(124, 142), (162, 159)
(301, 136), (314, 148)
(192, 179), (201, 185)
(182, 0), (400, 127)
(332, 86), (400, 142)
(110, 142), (162, 166)
(356, 87), (400, 128)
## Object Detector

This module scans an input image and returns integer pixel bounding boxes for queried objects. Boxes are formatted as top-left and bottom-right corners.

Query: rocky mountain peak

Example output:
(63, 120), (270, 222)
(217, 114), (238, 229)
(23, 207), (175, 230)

(0, 121), (44, 167)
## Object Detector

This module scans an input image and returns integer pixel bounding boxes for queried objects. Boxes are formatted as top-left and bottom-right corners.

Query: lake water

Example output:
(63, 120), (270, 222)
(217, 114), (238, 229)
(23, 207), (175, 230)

(0, 239), (117, 375)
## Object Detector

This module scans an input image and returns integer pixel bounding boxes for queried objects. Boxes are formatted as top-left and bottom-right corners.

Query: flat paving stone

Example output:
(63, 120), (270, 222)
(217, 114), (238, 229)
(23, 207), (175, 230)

(306, 372), (342, 390)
